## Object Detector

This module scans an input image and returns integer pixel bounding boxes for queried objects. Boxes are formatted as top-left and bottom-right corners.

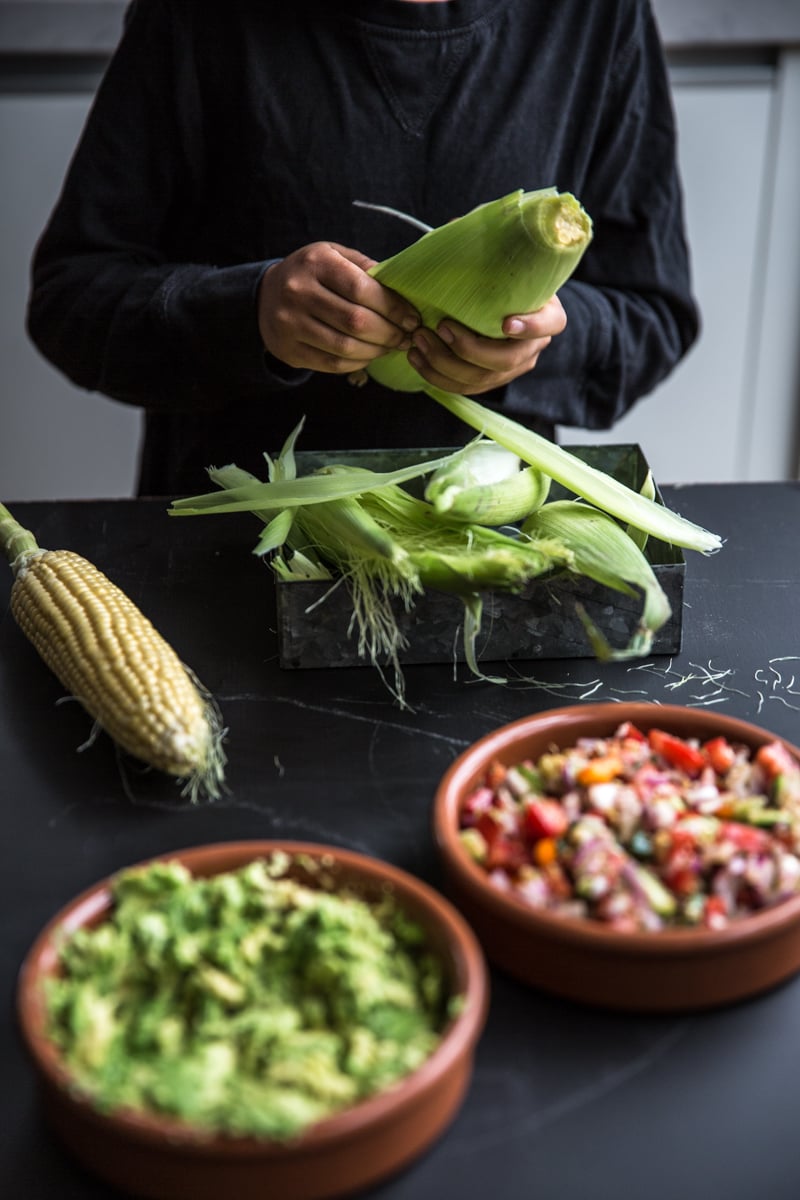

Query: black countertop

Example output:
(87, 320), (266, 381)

(3, 483), (800, 1199)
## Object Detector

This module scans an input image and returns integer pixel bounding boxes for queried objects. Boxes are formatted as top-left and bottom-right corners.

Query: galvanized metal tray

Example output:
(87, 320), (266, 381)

(275, 445), (684, 669)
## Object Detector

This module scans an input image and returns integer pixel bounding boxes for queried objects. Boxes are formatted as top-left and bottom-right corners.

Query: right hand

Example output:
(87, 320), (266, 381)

(257, 242), (421, 373)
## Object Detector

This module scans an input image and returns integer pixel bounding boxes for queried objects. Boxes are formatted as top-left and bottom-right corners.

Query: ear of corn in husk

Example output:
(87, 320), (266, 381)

(352, 186), (721, 556)
(0, 502), (226, 801)
(367, 188), (593, 393)
(204, 446), (574, 707)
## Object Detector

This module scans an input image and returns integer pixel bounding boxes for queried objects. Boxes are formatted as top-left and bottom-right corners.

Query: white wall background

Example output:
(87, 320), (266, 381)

(1, 51), (799, 500)
(561, 51), (800, 486)
(1, 89), (141, 500)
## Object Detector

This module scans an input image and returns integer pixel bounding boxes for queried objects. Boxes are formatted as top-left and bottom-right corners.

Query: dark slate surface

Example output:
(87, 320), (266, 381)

(2, 481), (800, 1199)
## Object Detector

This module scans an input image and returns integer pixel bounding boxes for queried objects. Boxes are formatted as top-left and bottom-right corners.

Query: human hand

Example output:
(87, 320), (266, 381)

(257, 242), (421, 373)
(405, 294), (567, 395)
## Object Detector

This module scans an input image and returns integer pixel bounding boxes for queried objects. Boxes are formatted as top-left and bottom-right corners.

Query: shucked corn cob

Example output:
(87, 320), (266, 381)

(0, 503), (225, 800)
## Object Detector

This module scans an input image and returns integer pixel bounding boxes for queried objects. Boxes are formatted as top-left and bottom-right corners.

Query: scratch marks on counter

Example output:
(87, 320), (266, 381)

(460, 1020), (690, 1153)
(260, 694), (472, 749)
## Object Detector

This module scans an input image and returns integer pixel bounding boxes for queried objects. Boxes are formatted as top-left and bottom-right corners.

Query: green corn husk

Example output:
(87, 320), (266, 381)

(367, 188), (592, 392)
(353, 483), (573, 688)
(355, 481), (572, 595)
(521, 500), (672, 659)
(425, 438), (521, 506)
(169, 447), (467, 519)
(351, 187), (720, 555)
(431, 465), (551, 526)
(626, 470), (656, 552)
(424, 437), (551, 524)
(425, 387), (722, 555)
(203, 448), (575, 705)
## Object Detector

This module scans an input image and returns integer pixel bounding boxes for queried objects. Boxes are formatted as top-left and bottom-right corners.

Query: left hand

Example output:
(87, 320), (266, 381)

(406, 294), (567, 395)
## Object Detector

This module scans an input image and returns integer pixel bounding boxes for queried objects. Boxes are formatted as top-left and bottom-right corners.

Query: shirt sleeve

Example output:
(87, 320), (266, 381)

(503, 0), (699, 431)
(26, 0), (307, 414)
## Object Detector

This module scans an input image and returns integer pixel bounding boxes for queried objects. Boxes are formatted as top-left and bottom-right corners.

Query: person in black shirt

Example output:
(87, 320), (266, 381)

(26, 0), (699, 496)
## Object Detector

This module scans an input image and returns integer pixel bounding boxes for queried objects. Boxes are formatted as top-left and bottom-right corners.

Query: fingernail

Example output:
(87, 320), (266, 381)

(407, 349), (423, 369)
(438, 323), (454, 344)
(402, 316), (420, 332)
(413, 331), (429, 353)
(506, 318), (525, 335)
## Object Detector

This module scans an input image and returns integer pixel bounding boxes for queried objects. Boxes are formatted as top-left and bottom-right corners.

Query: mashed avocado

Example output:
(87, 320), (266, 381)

(44, 854), (449, 1139)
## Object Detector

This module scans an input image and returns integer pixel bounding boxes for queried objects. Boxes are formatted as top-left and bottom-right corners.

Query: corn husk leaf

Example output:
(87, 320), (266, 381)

(169, 447), (467, 518)
(522, 500), (671, 659)
(425, 387), (722, 554)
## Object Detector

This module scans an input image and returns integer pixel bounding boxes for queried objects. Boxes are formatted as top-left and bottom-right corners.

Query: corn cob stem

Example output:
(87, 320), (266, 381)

(0, 502), (225, 801)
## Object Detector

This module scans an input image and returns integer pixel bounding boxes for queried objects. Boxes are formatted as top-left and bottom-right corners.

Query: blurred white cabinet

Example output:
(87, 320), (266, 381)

(0, 89), (141, 501)
(560, 52), (800, 484)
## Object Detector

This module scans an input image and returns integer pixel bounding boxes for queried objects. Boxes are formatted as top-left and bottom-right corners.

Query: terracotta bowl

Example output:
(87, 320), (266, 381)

(433, 703), (800, 1013)
(17, 840), (489, 1200)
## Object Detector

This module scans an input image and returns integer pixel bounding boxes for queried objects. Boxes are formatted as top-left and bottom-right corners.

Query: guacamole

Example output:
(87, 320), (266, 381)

(44, 854), (449, 1139)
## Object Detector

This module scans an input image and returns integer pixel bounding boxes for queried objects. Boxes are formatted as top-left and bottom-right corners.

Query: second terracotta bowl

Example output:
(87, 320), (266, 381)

(433, 703), (800, 1012)
(17, 840), (489, 1200)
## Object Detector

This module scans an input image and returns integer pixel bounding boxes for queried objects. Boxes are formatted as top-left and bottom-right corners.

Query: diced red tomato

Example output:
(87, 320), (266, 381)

(616, 721), (647, 743)
(648, 729), (707, 777)
(755, 740), (799, 781)
(662, 830), (699, 894)
(718, 821), (770, 853)
(703, 895), (728, 928)
(474, 811), (526, 870)
(669, 825), (699, 853)
(485, 835), (527, 871)
(523, 797), (569, 841)
(663, 865), (699, 897)
(702, 736), (737, 776)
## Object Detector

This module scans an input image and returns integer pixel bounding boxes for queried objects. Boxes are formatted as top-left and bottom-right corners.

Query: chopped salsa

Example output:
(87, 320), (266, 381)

(459, 722), (800, 931)
(44, 854), (449, 1139)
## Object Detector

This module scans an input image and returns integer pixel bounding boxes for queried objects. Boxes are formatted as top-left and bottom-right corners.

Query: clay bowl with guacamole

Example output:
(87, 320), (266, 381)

(17, 840), (489, 1200)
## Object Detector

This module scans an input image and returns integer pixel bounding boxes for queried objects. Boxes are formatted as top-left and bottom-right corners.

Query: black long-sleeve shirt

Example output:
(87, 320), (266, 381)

(27, 0), (699, 496)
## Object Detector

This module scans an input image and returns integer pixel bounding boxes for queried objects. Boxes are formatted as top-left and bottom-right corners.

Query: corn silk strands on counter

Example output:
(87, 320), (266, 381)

(0, 502), (226, 801)
(501, 658), (800, 715)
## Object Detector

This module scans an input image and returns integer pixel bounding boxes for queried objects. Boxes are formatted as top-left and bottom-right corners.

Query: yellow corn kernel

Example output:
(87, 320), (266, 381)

(10, 548), (225, 799)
